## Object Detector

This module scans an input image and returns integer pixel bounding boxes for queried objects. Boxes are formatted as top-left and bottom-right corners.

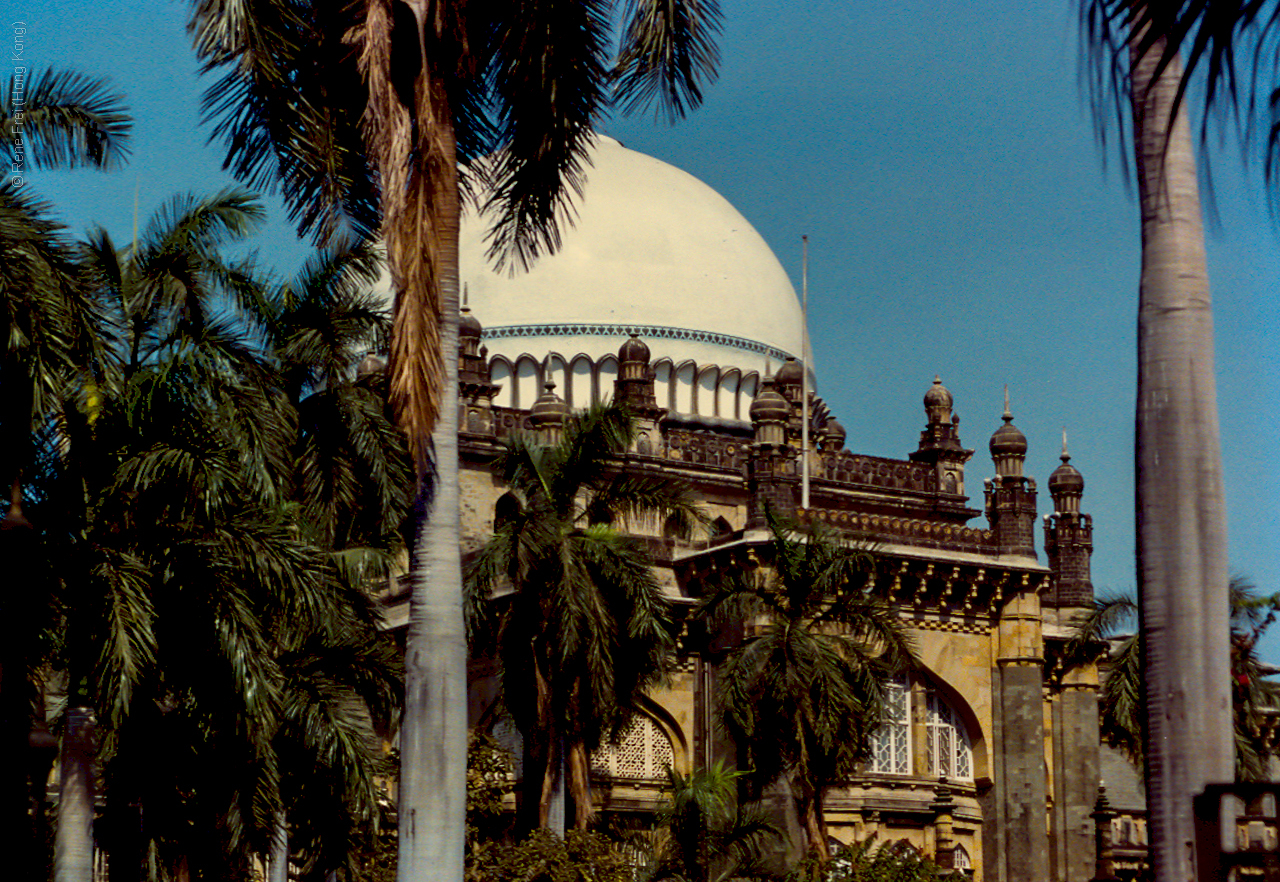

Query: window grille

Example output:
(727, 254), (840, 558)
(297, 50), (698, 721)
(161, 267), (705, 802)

(870, 676), (911, 774)
(926, 690), (972, 780)
(590, 715), (674, 781)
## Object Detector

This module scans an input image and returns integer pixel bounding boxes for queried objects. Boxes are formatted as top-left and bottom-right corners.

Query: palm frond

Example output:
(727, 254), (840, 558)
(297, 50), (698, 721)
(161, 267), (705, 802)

(614, 0), (723, 123)
(0, 67), (131, 170)
(483, 1), (611, 271)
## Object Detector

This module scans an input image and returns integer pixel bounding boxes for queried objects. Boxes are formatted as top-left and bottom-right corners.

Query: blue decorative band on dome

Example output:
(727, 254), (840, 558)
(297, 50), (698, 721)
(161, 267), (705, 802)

(481, 323), (795, 362)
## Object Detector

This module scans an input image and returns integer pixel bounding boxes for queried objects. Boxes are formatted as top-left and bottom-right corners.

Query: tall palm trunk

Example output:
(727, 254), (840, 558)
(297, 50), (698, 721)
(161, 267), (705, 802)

(1129, 32), (1232, 882)
(389, 37), (467, 882)
(54, 706), (96, 882)
(269, 810), (288, 882)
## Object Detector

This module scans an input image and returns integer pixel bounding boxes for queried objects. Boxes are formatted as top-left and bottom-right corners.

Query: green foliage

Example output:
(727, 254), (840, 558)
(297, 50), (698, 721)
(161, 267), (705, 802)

(792, 836), (940, 882)
(645, 762), (777, 882)
(1068, 576), (1280, 781)
(6, 189), (407, 879)
(468, 732), (516, 843)
(472, 829), (633, 882)
(190, 0), (723, 255)
(701, 513), (916, 853)
(467, 401), (701, 828)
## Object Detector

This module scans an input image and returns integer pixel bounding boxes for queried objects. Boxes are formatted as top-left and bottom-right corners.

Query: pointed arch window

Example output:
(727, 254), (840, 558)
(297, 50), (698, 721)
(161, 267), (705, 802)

(926, 688), (972, 780)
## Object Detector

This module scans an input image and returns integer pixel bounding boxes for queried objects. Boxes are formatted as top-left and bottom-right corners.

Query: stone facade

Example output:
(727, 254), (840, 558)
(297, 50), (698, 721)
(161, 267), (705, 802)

(379, 327), (1107, 882)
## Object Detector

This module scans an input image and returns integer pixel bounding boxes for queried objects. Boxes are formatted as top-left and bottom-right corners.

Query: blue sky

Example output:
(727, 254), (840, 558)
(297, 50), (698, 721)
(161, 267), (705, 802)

(18, 1), (1280, 654)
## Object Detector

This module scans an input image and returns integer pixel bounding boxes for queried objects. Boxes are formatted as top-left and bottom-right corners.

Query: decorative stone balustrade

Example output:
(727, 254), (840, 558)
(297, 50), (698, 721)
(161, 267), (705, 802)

(490, 406), (534, 438)
(822, 452), (938, 493)
(659, 429), (747, 470)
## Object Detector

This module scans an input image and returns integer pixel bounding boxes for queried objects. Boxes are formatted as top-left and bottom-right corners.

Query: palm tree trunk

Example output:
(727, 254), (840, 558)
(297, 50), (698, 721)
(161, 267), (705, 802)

(537, 735), (560, 831)
(565, 739), (594, 830)
(797, 781), (830, 863)
(269, 809), (288, 882)
(395, 58), (467, 882)
(53, 706), (95, 882)
(1129, 32), (1233, 882)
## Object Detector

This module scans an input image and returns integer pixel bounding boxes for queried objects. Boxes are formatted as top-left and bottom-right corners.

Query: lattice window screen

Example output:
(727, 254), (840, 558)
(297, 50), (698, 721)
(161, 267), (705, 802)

(590, 715), (674, 780)
(870, 676), (910, 774)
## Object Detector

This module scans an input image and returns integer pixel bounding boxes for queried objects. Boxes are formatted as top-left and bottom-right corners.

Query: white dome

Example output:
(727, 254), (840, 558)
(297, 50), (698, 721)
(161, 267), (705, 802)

(460, 136), (805, 419)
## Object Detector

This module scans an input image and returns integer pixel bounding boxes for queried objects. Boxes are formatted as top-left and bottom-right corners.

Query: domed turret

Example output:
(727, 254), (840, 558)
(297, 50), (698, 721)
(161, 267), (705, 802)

(775, 357), (803, 386)
(1043, 429), (1093, 605)
(749, 384), (791, 424)
(822, 415), (846, 452)
(530, 382), (570, 430)
(460, 306), (483, 340)
(618, 334), (650, 365)
(924, 375), (953, 424)
(750, 382), (791, 447)
(989, 387), (1027, 478)
(1049, 431), (1085, 512)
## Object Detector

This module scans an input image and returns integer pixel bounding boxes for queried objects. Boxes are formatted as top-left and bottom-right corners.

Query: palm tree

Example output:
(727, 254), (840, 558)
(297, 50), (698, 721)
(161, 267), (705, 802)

(1079, 6), (1235, 877)
(700, 515), (916, 864)
(187, 3), (723, 874)
(27, 192), (404, 881)
(1, 70), (130, 879)
(466, 401), (700, 832)
(1069, 577), (1280, 782)
(265, 240), (412, 880)
(645, 762), (776, 882)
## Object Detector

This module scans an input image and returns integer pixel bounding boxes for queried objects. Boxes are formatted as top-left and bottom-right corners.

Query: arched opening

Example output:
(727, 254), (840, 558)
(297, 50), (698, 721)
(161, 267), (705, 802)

(590, 712), (677, 782)
(597, 355), (618, 405)
(674, 361), (696, 413)
(653, 359), (673, 411)
(697, 365), (719, 417)
(718, 369), (741, 420)
(514, 355), (540, 409)
(491, 358), (514, 409)
(569, 355), (594, 408)
(869, 672), (975, 781)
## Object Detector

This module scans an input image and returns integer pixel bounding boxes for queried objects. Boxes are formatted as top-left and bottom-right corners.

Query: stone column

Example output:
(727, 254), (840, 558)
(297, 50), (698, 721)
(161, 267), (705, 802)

(994, 587), (1049, 882)
(932, 782), (958, 873)
(1051, 663), (1102, 882)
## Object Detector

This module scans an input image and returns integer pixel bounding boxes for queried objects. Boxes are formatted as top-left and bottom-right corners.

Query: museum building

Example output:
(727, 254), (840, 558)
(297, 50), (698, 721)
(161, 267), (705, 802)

(386, 136), (1108, 882)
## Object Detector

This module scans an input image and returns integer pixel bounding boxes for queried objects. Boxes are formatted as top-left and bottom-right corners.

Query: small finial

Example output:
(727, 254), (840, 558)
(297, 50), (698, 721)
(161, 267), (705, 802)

(543, 381), (556, 393)
(1002, 385), (1013, 423)
(764, 356), (773, 380)
(462, 283), (469, 310)
(933, 374), (942, 385)
(1061, 428), (1070, 463)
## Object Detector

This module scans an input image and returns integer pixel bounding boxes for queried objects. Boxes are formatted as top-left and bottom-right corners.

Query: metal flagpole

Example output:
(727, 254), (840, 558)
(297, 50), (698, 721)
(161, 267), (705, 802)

(801, 235), (810, 511)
